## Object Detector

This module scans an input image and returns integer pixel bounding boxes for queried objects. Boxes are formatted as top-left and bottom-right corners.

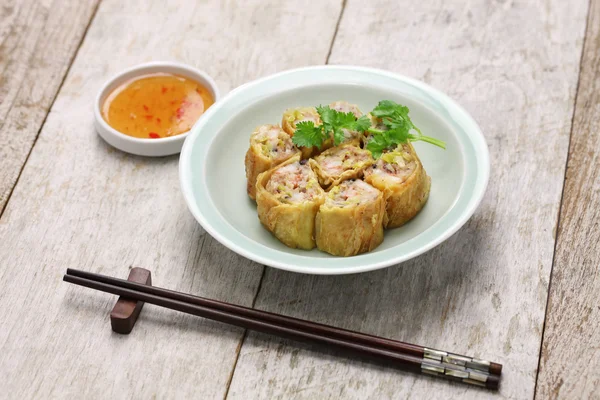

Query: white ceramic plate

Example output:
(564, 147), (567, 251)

(179, 66), (489, 275)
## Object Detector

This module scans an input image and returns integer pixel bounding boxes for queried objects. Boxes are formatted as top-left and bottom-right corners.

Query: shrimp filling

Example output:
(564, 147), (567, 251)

(326, 179), (380, 208)
(329, 101), (362, 118)
(252, 125), (296, 161)
(313, 146), (373, 177)
(266, 162), (321, 204)
(363, 144), (417, 184)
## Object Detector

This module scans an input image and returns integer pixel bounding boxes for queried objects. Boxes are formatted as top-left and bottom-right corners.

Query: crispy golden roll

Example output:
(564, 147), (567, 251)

(281, 107), (328, 158)
(309, 145), (374, 189)
(315, 179), (385, 256)
(363, 143), (431, 228)
(245, 124), (300, 200)
(255, 155), (325, 249)
(329, 101), (364, 146)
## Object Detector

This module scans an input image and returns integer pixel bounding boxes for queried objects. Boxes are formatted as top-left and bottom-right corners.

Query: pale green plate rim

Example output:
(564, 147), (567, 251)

(179, 66), (489, 275)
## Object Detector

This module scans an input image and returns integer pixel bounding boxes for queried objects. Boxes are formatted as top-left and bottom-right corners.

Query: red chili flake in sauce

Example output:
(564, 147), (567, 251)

(143, 105), (149, 111)
(149, 132), (160, 139)
(145, 115), (153, 121)
(175, 101), (188, 119)
(156, 117), (161, 124)
(161, 86), (168, 93)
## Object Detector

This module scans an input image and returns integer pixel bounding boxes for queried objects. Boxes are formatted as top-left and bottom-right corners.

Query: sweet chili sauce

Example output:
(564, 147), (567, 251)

(101, 73), (214, 139)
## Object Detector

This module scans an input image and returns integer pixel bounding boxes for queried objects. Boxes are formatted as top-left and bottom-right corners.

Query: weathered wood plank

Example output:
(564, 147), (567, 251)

(535, 0), (600, 398)
(227, 0), (588, 398)
(0, 0), (342, 397)
(0, 0), (99, 214)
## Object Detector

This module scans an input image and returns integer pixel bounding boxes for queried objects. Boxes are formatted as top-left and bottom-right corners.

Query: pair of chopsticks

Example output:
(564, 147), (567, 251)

(63, 269), (501, 389)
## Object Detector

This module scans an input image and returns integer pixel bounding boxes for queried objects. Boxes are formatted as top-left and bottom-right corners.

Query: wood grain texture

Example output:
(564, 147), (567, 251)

(536, 0), (600, 398)
(0, 0), (341, 397)
(0, 0), (99, 214)
(226, 0), (588, 398)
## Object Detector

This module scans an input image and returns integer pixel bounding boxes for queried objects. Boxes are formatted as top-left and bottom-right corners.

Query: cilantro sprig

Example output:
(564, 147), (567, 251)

(316, 105), (371, 146)
(365, 100), (446, 158)
(291, 106), (369, 149)
(292, 121), (324, 148)
(291, 100), (445, 159)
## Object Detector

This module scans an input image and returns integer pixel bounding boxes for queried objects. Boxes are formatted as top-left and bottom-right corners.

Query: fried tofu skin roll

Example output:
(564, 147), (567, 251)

(363, 143), (431, 228)
(309, 145), (374, 189)
(329, 101), (364, 146)
(245, 124), (300, 200)
(315, 179), (385, 256)
(281, 107), (328, 158)
(256, 156), (325, 250)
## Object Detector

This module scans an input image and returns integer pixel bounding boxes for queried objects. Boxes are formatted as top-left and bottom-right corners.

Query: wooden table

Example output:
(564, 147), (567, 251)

(1, 0), (598, 398)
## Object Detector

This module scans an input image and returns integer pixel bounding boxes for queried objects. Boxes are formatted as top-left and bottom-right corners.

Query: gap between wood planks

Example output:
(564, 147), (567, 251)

(0, 1), (102, 218)
(533, 0), (594, 400)
(223, 266), (267, 400)
(532, 0), (593, 396)
(222, 1), (348, 398)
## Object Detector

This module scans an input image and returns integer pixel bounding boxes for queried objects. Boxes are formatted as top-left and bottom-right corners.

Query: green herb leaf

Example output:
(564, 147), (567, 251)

(316, 105), (335, 131)
(334, 111), (358, 127)
(371, 100), (409, 119)
(365, 100), (445, 158)
(332, 128), (346, 146)
(315, 106), (367, 146)
(333, 111), (359, 145)
(365, 132), (390, 159)
(354, 115), (372, 132)
(292, 121), (323, 148)
(386, 126), (411, 144)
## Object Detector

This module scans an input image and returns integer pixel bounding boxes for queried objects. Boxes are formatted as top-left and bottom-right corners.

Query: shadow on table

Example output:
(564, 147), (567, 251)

(246, 217), (491, 343)
(95, 133), (180, 165)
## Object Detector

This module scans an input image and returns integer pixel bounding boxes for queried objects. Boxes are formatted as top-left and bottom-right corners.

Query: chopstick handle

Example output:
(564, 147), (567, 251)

(63, 274), (499, 390)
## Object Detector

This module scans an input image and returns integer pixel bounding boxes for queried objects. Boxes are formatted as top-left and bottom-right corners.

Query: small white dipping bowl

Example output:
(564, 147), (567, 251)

(94, 61), (220, 157)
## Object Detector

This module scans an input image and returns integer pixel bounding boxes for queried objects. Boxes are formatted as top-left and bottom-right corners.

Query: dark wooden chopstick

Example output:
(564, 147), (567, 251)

(63, 269), (501, 389)
(67, 269), (426, 354)
(66, 269), (501, 374)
